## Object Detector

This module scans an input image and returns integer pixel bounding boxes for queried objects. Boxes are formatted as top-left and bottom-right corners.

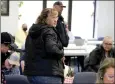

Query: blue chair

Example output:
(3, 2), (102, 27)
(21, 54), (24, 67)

(5, 75), (30, 84)
(97, 37), (104, 41)
(73, 72), (96, 84)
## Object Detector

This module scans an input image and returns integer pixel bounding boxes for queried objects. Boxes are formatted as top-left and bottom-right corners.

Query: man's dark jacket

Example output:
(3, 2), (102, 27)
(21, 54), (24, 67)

(56, 15), (69, 47)
(24, 24), (64, 78)
(1, 52), (11, 66)
(85, 45), (115, 72)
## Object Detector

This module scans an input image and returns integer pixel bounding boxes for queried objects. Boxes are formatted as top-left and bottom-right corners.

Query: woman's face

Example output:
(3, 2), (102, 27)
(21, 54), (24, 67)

(102, 38), (113, 52)
(103, 67), (114, 84)
(46, 13), (58, 27)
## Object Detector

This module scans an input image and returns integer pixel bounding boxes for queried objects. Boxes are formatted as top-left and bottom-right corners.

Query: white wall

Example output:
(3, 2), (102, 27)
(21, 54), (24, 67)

(18, 1), (43, 29)
(1, 1), (19, 36)
(95, 1), (114, 40)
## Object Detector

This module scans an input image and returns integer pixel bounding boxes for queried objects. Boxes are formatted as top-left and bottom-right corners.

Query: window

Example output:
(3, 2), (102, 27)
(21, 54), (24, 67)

(71, 1), (94, 39)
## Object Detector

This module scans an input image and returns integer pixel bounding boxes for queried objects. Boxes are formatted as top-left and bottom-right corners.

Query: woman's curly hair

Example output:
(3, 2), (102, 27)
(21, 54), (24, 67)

(35, 8), (58, 24)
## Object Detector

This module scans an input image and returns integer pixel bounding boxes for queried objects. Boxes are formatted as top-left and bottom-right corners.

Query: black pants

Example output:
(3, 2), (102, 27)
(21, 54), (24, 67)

(77, 56), (85, 72)
(65, 56), (71, 65)
(65, 56), (85, 72)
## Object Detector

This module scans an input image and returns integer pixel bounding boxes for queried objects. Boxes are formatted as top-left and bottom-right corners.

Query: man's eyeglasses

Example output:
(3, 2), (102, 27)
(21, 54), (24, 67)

(104, 43), (112, 46)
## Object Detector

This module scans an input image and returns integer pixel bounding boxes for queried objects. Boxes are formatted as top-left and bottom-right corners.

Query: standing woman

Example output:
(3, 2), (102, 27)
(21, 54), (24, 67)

(24, 8), (65, 84)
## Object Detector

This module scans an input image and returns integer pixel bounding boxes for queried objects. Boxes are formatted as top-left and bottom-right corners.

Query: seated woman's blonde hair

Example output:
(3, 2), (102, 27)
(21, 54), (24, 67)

(96, 58), (115, 83)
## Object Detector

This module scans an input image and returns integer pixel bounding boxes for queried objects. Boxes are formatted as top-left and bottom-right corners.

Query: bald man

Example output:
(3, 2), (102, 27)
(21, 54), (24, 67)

(85, 36), (115, 72)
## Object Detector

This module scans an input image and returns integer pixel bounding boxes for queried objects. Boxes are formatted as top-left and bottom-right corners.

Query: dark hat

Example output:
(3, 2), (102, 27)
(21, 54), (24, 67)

(1, 32), (12, 44)
(53, 1), (66, 8)
(1, 32), (18, 49)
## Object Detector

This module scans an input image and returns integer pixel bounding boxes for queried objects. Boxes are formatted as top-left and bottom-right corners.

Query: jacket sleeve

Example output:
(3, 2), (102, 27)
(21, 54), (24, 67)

(56, 20), (69, 47)
(89, 50), (99, 72)
(43, 30), (64, 60)
(112, 47), (115, 58)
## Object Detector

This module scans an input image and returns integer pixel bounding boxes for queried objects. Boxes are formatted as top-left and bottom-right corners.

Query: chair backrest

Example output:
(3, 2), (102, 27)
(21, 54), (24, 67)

(74, 36), (85, 46)
(74, 39), (85, 46)
(5, 75), (30, 84)
(73, 72), (96, 84)
(98, 37), (104, 41)
(75, 36), (81, 39)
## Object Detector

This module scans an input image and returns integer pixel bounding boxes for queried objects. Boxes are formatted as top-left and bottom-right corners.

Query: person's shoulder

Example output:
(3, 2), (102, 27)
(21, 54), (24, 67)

(94, 45), (103, 52)
(58, 15), (64, 21)
(15, 29), (22, 33)
(90, 45), (102, 55)
(15, 29), (23, 35)
(42, 26), (54, 33)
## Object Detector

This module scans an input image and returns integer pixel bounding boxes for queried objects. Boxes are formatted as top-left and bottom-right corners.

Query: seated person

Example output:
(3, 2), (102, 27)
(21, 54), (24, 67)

(3, 52), (20, 75)
(87, 36), (115, 72)
(1, 32), (16, 84)
(96, 58), (115, 84)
